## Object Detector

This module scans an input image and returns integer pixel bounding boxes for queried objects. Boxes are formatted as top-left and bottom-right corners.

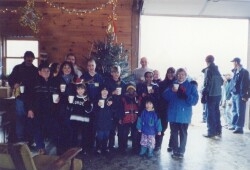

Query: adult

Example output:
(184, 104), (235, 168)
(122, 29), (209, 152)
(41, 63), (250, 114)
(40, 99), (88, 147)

(53, 61), (77, 153)
(163, 68), (198, 159)
(66, 53), (82, 78)
(202, 55), (223, 138)
(80, 58), (104, 148)
(229, 57), (249, 134)
(8, 51), (38, 143)
(132, 57), (153, 84)
(81, 58), (104, 101)
(155, 67), (176, 152)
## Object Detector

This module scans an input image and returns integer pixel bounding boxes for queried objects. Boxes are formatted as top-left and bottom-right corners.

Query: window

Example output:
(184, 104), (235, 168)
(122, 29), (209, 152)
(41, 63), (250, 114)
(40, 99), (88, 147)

(5, 39), (38, 75)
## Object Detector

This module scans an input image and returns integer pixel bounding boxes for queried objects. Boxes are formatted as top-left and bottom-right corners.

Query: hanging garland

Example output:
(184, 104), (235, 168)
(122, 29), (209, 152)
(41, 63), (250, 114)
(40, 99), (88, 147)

(44, 0), (115, 16)
(1, 0), (118, 34)
(0, 8), (18, 13)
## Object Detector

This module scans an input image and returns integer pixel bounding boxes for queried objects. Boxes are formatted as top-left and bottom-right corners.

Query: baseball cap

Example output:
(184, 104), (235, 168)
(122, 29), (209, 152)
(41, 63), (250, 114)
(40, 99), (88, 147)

(231, 57), (241, 63)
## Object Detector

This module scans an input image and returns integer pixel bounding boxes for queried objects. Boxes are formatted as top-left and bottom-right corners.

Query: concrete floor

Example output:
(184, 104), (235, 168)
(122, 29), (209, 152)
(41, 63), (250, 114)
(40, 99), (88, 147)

(78, 123), (250, 170)
(1, 105), (250, 170)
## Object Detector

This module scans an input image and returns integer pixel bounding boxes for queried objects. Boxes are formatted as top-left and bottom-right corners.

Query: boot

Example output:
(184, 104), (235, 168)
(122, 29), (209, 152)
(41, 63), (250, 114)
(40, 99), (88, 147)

(139, 146), (147, 156)
(148, 148), (154, 158)
(96, 139), (102, 154)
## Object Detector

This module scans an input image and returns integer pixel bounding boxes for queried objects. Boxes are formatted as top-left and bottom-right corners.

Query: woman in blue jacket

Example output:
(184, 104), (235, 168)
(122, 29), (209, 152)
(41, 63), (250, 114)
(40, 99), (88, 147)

(163, 68), (198, 159)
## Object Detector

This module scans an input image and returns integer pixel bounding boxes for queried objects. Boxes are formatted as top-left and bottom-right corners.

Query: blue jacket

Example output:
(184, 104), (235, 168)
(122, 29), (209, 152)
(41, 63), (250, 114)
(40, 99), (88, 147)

(163, 80), (199, 124)
(80, 72), (104, 101)
(136, 109), (162, 135)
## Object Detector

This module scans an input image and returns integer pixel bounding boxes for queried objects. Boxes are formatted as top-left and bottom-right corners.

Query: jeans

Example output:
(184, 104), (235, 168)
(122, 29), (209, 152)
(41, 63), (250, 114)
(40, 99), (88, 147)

(15, 99), (26, 141)
(202, 104), (207, 122)
(96, 130), (110, 151)
(231, 94), (246, 130)
(223, 100), (232, 126)
(206, 95), (222, 135)
(170, 122), (189, 154)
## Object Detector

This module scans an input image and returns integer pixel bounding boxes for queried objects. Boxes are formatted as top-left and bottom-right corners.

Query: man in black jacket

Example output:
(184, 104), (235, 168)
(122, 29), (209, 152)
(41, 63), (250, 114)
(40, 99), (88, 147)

(229, 57), (249, 134)
(202, 55), (223, 138)
(8, 51), (38, 142)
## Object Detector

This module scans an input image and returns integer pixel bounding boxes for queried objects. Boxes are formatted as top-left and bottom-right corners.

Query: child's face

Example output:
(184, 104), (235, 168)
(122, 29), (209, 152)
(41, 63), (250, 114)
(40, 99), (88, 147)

(111, 71), (120, 81)
(39, 68), (50, 80)
(145, 101), (154, 111)
(76, 87), (86, 96)
(87, 61), (96, 73)
(127, 88), (135, 95)
(145, 73), (153, 83)
(101, 89), (108, 97)
(62, 64), (72, 75)
(153, 70), (159, 80)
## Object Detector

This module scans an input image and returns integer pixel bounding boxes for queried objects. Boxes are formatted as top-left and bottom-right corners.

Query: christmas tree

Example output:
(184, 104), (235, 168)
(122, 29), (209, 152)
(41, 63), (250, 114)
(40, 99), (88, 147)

(90, 33), (131, 81)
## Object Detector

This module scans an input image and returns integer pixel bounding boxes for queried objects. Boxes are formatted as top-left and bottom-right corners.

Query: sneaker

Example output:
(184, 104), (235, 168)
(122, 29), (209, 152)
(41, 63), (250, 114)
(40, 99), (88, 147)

(228, 126), (235, 130)
(167, 147), (173, 152)
(233, 129), (243, 134)
(177, 153), (184, 159)
(171, 153), (184, 159)
(96, 149), (101, 154)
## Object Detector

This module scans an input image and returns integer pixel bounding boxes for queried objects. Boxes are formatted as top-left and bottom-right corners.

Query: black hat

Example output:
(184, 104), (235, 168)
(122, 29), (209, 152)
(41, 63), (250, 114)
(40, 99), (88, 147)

(231, 57), (241, 63)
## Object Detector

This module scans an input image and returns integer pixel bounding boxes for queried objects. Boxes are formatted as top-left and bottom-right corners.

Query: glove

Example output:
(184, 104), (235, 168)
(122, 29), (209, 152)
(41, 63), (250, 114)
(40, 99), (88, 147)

(177, 86), (187, 99)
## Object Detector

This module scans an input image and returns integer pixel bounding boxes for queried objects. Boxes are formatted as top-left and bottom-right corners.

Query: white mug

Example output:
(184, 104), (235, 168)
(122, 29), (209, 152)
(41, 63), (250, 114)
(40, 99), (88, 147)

(52, 94), (59, 103)
(20, 86), (25, 93)
(68, 95), (74, 103)
(116, 87), (122, 95)
(99, 99), (105, 108)
(60, 84), (66, 92)
(173, 84), (179, 90)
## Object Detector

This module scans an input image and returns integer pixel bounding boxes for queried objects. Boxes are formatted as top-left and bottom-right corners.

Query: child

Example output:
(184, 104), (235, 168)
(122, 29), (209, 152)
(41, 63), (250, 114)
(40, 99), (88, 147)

(104, 65), (126, 150)
(94, 86), (113, 154)
(136, 99), (162, 158)
(136, 71), (160, 114)
(120, 83), (140, 152)
(68, 83), (93, 154)
(27, 63), (58, 154)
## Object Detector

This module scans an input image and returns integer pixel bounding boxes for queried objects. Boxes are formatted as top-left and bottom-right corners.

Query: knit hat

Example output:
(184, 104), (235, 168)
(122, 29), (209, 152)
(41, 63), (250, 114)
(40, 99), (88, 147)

(126, 85), (136, 91)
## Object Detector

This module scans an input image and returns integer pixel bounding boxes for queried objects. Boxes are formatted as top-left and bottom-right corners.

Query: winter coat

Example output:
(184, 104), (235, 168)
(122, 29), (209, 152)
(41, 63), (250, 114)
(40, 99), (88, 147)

(94, 97), (114, 131)
(136, 109), (162, 135)
(80, 72), (104, 101)
(202, 63), (223, 97)
(231, 67), (250, 99)
(68, 95), (93, 123)
(163, 80), (199, 124)
(104, 77), (126, 119)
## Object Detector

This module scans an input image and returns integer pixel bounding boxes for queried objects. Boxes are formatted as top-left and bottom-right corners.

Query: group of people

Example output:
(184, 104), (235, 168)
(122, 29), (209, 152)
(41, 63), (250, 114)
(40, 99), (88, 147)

(202, 55), (250, 138)
(7, 50), (248, 160)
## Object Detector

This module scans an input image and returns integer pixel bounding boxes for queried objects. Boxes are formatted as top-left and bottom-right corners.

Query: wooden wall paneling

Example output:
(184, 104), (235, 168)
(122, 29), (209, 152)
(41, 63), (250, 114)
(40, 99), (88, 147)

(0, 0), (136, 72)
